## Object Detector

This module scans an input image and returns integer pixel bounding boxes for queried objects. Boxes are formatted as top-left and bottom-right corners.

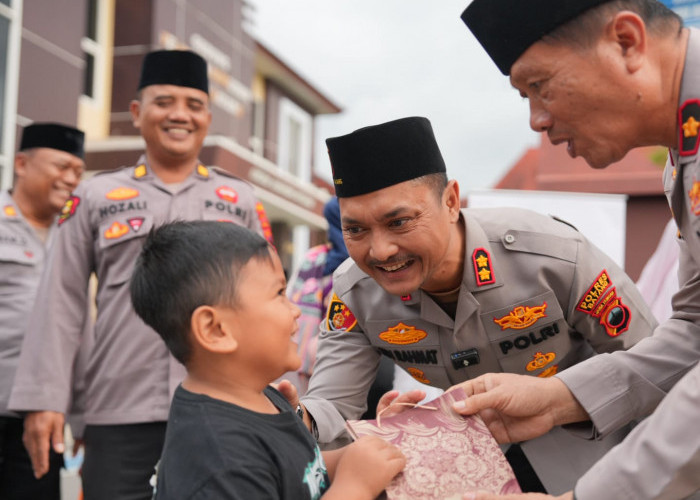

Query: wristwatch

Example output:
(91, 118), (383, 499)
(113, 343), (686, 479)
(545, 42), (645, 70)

(296, 404), (319, 440)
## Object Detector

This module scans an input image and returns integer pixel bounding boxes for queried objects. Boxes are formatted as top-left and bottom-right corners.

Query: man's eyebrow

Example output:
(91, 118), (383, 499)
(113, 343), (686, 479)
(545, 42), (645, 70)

(341, 206), (413, 226)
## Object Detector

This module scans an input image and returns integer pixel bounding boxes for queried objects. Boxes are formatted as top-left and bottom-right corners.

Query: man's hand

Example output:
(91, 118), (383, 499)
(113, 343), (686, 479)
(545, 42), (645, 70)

(273, 379), (299, 409)
(375, 389), (426, 418)
(23, 411), (65, 478)
(451, 373), (588, 444)
(274, 379), (315, 432)
(463, 490), (574, 500)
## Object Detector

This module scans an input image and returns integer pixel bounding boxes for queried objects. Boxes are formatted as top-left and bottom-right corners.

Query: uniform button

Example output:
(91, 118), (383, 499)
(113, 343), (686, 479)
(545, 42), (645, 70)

(504, 234), (515, 244)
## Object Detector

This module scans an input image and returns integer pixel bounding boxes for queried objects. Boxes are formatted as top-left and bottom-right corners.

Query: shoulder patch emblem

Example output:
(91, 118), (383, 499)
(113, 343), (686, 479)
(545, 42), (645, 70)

(378, 322), (427, 345)
(576, 270), (611, 313)
(3, 204), (17, 217)
(679, 99), (700, 156)
(104, 221), (130, 240)
(472, 248), (495, 286)
(256, 202), (274, 243)
(215, 186), (238, 203)
(134, 164), (147, 179)
(576, 270), (631, 337)
(58, 196), (80, 226)
(106, 187), (139, 201)
(326, 293), (357, 332)
(494, 303), (547, 330)
(196, 164), (209, 178)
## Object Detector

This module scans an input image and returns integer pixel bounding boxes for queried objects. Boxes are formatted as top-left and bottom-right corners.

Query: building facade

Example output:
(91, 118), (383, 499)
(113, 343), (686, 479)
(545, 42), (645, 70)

(1, 0), (339, 274)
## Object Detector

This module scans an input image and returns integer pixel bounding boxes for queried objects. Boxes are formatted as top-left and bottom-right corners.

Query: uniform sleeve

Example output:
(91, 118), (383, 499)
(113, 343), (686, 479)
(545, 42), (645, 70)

(574, 361), (700, 500)
(301, 291), (382, 445)
(9, 185), (95, 414)
(558, 238), (700, 437)
(565, 232), (658, 354)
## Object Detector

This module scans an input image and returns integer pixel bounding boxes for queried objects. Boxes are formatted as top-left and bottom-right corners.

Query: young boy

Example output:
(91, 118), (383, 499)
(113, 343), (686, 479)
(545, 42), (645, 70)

(130, 220), (405, 500)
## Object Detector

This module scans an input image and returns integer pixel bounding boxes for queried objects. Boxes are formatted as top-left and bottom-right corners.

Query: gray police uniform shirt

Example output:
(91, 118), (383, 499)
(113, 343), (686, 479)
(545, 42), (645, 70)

(302, 207), (658, 495)
(558, 28), (700, 500)
(9, 157), (264, 425)
(0, 191), (54, 417)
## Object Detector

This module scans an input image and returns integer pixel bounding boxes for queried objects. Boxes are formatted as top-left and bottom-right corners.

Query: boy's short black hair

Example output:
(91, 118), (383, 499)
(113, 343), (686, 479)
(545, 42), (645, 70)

(130, 220), (271, 364)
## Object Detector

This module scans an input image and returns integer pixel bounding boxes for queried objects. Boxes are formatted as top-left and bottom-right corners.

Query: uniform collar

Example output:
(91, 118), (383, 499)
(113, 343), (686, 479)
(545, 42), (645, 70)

(131, 155), (211, 182)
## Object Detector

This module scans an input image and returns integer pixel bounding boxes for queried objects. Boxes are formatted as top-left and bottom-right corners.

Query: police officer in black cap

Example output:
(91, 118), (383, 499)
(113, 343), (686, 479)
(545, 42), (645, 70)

(0, 123), (84, 499)
(294, 116), (658, 495)
(455, 1), (700, 499)
(9, 50), (268, 499)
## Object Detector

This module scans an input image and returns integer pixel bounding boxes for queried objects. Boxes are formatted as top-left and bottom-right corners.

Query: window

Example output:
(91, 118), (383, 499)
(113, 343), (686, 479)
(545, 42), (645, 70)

(277, 97), (311, 181)
(0, 0), (19, 190)
(81, 0), (101, 100)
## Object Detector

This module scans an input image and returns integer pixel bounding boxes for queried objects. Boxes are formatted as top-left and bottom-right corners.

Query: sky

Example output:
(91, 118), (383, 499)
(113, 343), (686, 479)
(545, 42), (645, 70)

(245, 0), (541, 191)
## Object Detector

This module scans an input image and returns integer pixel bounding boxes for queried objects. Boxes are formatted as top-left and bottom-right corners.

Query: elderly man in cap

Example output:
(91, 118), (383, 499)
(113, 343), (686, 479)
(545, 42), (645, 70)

(453, 1), (700, 499)
(294, 115), (658, 494)
(0, 123), (84, 499)
(9, 50), (269, 500)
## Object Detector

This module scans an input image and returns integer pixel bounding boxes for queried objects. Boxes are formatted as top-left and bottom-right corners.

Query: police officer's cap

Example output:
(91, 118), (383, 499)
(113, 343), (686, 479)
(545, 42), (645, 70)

(461, 0), (610, 75)
(326, 116), (446, 198)
(20, 123), (85, 159)
(138, 49), (208, 94)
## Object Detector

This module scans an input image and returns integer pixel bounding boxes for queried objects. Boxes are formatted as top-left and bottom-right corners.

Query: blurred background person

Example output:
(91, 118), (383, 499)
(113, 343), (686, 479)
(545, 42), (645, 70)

(0, 123), (84, 500)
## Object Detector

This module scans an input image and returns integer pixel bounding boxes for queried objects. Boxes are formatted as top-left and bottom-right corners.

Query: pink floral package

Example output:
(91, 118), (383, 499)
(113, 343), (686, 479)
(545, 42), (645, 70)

(346, 388), (522, 499)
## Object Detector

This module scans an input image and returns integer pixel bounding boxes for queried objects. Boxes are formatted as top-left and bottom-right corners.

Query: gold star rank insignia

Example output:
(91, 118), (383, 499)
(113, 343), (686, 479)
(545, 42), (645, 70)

(683, 116), (700, 138)
(134, 164), (147, 178)
(679, 100), (700, 156)
(472, 247), (495, 286)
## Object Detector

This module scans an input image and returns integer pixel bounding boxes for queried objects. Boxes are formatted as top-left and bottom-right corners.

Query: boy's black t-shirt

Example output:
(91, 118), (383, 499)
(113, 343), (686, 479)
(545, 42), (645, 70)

(154, 385), (330, 500)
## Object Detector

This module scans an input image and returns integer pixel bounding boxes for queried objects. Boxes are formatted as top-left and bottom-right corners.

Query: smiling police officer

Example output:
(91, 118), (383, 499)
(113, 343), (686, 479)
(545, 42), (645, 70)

(298, 116), (658, 494)
(0, 123), (84, 500)
(9, 50), (269, 500)
(451, 1), (700, 499)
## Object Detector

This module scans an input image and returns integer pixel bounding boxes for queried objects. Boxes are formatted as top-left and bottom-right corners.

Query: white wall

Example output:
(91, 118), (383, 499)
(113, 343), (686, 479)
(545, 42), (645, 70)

(466, 189), (628, 268)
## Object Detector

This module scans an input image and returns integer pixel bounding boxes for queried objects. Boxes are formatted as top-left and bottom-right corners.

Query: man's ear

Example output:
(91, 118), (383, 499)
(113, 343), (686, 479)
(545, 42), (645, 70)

(190, 305), (238, 354)
(13, 152), (28, 180)
(129, 99), (143, 129)
(444, 179), (461, 222)
(608, 11), (647, 73)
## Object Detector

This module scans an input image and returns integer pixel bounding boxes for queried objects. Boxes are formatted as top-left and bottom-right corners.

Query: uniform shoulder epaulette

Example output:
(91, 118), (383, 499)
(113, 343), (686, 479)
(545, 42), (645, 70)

(210, 165), (248, 183)
(333, 259), (369, 296)
(679, 99), (700, 157)
(549, 214), (579, 232)
(92, 165), (132, 178)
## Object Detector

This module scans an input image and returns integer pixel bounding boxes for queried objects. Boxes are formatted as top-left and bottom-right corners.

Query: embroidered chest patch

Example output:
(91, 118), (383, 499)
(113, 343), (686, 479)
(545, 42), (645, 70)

(493, 303), (547, 330)
(378, 322), (427, 345)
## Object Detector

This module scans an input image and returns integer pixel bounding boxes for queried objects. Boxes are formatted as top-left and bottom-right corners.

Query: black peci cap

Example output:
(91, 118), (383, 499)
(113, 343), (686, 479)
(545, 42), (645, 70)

(326, 116), (446, 198)
(138, 49), (209, 93)
(461, 0), (610, 75)
(20, 123), (85, 159)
